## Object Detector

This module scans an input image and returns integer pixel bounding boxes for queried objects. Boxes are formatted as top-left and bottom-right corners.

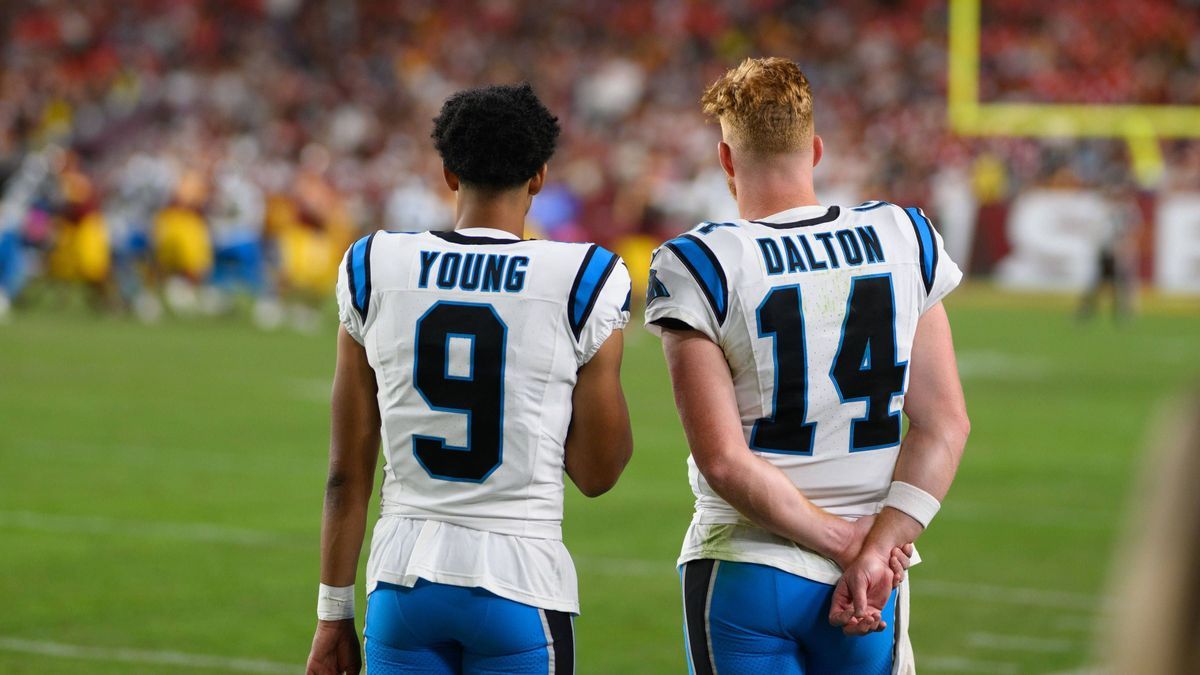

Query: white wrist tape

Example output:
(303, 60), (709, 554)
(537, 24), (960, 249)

(317, 584), (355, 621)
(883, 481), (940, 528)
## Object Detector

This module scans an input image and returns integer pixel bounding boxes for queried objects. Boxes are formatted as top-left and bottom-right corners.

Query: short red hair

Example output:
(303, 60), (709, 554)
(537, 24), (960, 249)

(701, 57), (814, 155)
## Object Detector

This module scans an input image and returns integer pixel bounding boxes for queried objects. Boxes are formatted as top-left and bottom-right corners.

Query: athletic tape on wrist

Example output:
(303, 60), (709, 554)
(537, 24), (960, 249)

(317, 583), (355, 621)
(883, 481), (940, 528)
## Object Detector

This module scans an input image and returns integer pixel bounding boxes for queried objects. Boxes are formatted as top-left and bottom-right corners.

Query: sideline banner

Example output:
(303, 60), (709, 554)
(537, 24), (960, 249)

(982, 189), (1200, 294)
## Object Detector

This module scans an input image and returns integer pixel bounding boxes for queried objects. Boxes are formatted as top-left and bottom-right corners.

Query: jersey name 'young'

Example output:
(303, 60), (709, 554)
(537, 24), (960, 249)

(338, 227), (631, 614)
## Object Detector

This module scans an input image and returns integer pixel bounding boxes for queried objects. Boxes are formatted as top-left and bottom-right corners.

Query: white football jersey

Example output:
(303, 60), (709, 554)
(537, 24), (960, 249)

(337, 227), (631, 613)
(645, 202), (961, 583)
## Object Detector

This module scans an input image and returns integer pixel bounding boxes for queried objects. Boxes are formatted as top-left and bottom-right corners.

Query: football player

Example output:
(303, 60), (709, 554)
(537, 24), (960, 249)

(0, 150), (52, 316)
(646, 58), (970, 674)
(306, 83), (633, 675)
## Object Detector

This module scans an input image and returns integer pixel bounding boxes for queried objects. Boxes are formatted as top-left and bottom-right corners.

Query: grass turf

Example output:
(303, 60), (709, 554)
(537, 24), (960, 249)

(1, 285), (1199, 673)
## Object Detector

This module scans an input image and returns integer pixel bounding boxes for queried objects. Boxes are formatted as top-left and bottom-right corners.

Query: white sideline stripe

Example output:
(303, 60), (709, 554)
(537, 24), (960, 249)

(576, 556), (670, 577)
(956, 350), (1051, 381)
(578, 557), (1100, 611)
(940, 501), (1116, 531)
(0, 513), (1104, 612)
(923, 656), (1019, 673)
(10, 438), (311, 475)
(967, 632), (1077, 654)
(0, 638), (297, 673)
(1052, 614), (1099, 633)
(0, 510), (295, 547)
(920, 580), (1097, 611)
(287, 377), (333, 403)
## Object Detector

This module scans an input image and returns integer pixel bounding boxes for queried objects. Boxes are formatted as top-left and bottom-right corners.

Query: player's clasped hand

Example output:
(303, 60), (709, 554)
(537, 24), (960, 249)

(828, 544), (913, 636)
(306, 619), (362, 675)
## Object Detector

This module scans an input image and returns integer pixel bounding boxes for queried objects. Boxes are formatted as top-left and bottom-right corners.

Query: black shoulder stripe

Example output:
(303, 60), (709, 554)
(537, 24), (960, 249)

(901, 206), (938, 294)
(361, 232), (376, 321)
(346, 232), (377, 322)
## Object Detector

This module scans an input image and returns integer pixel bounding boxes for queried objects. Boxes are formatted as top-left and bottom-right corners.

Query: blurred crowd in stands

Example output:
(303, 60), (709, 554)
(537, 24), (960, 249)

(1, 0), (1198, 323)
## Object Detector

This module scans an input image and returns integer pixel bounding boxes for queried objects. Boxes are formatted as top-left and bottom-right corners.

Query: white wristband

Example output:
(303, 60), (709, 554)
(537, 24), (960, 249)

(317, 583), (355, 621)
(883, 481), (940, 528)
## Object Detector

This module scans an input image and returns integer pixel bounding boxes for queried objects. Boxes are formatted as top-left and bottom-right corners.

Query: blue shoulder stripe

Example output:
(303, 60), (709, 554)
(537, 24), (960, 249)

(347, 232), (377, 321)
(568, 244), (620, 339)
(664, 234), (728, 325)
(903, 207), (938, 293)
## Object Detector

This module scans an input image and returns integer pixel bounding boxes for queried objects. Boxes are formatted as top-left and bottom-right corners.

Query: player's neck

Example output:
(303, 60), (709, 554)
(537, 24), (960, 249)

(732, 167), (820, 221)
(452, 189), (529, 239)
(735, 184), (821, 222)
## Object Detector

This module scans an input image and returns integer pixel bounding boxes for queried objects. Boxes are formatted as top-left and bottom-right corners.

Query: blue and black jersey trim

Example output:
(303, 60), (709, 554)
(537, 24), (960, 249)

(664, 233), (728, 325)
(568, 244), (620, 340)
(346, 232), (377, 322)
(902, 206), (938, 293)
(851, 200), (891, 212)
(430, 230), (526, 245)
(751, 205), (840, 229)
(697, 220), (739, 234)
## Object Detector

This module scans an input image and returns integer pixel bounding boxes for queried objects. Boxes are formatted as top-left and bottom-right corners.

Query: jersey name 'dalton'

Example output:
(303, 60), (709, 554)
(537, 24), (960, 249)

(757, 225), (886, 275)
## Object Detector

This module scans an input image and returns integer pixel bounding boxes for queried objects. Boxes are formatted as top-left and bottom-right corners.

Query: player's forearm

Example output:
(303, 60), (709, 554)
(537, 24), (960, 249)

(864, 417), (969, 554)
(563, 384), (633, 496)
(318, 457), (376, 586)
(564, 431), (632, 497)
(321, 327), (383, 586)
(565, 331), (633, 497)
(663, 328), (853, 560)
(893, 416), (968, 501)
(702, 451), (852, 561)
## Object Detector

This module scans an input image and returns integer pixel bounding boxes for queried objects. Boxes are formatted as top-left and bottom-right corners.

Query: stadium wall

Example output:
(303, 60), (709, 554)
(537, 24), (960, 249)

(960, 190), (1200, 293)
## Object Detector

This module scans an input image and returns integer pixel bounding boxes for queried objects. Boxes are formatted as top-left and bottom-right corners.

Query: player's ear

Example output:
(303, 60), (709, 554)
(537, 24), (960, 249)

(812, 134), (824, 168)
(442, 166), (460, 192)
(718, 141), (735, 178)
(527, 163), (547, 196)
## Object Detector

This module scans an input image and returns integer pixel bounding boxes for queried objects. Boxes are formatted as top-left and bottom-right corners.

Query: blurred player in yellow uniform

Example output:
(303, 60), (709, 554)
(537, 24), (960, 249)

(154, 170), (213, 283)
(269, 156), (352, 330)
(149, 169), (213, 314)
(48, 162), (111, 289)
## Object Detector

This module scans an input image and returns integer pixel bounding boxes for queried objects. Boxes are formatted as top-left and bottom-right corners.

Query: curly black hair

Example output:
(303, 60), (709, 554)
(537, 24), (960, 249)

(431, 83), (561, 190)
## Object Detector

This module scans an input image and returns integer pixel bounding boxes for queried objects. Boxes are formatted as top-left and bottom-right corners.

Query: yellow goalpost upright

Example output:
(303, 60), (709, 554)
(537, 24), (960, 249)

(946, 0), (1200, 185)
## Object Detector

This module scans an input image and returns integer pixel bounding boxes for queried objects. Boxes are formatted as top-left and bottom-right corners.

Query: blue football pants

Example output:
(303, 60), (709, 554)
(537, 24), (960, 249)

(680, 560), (898, 675)
(365, 580), (574, 674)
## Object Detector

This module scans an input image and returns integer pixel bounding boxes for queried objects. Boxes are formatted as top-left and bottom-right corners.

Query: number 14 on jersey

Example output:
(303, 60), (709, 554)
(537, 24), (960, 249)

(751, 274), (908, 456)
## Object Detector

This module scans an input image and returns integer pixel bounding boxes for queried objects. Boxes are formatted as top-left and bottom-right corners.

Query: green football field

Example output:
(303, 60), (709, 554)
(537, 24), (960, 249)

(2, 286), (1199, 674)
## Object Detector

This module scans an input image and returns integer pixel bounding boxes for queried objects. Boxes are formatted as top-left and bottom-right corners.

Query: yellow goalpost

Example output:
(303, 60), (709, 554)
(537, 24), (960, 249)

(946, 0), (1200, 185)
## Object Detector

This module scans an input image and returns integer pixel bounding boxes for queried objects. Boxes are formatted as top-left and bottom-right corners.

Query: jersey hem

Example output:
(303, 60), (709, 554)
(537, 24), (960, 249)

(644, 306), (719, 343)
(578, 314), (629, 365)
(676, 549), (843, 586)
(677, 519), (922, 587)
(367, 569), (580, 615)
(378, 509), (563, 540)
